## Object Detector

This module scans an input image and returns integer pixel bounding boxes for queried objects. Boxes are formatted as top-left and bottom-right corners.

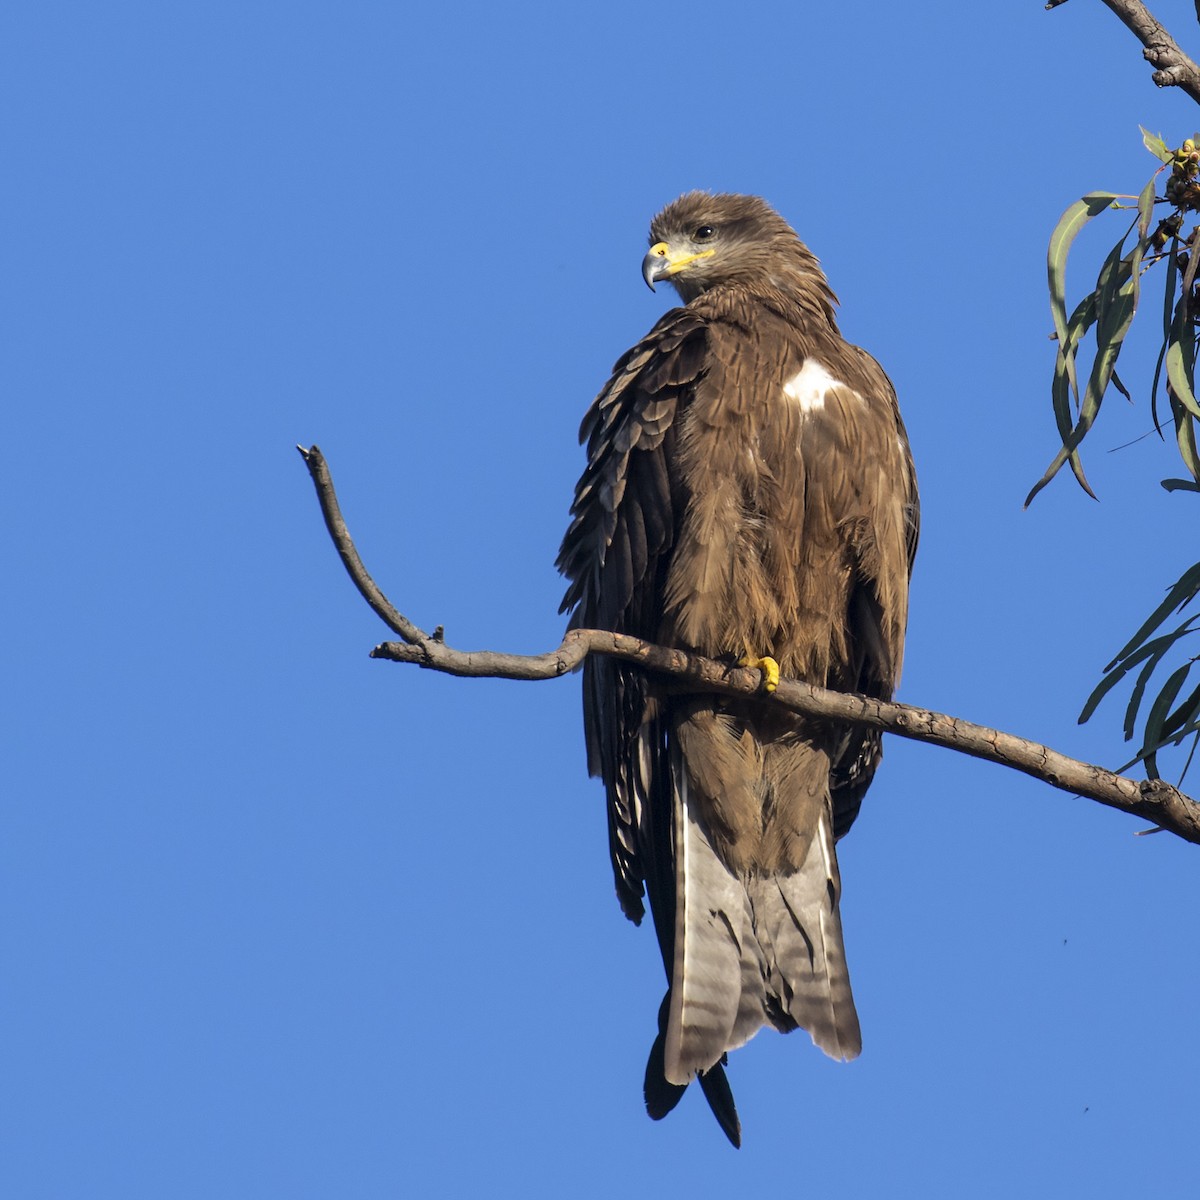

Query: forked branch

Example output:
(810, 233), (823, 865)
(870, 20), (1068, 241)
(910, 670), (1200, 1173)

(298, 444), (1200, 847)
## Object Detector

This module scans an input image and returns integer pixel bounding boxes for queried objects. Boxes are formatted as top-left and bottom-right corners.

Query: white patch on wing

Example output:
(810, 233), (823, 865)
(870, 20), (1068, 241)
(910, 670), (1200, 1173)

(782, 359), (851, 414)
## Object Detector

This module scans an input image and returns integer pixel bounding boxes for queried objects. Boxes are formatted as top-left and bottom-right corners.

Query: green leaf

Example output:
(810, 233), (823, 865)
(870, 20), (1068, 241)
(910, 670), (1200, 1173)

(1165, 328), (1200, 421)
(1130, 175), (1157, 309)
(1031, 194), (1150, 507)
(1162, 477), (1200, 492)
(1047, 193), (1121, 349)
(1092, 228), (1133, 345)
(1124, 645), (1172, 742)
(1179, 728), (1200, 782)
(1056, 291), (1099, 414)
(1048, 293), (1099, 497)
(1149, 235), (1181, 436)
(1151, 341), (1169, 435)
(1139, 661), (1194, 778)
(1161, 234), (1180, 346)
(1025, 428), (1099, 507)
(1174, 397), (1200, 482)
(1079, 620), (1194, 724)
(1141, 126), (1173, 163)
(1027, 239), (1136, 507)
(1109, 562), (1200, 665)
(1137, 721), (1200, 783)
(1161, 676), (1200, 742)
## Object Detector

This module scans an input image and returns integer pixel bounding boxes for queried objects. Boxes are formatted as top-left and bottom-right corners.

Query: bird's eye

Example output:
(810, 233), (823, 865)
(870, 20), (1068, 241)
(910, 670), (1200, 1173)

(693, 225), (715, 241)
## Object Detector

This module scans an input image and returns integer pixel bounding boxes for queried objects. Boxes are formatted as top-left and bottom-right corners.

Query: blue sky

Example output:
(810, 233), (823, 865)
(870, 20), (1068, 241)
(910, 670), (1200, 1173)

(5, 2), (1200, 1195)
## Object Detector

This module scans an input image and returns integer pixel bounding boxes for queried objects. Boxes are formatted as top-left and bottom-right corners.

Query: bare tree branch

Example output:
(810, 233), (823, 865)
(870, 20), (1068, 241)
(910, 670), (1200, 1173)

(297, 445), (428, 644)
(1053, 0), (1200, 104)
(299, 445), (1200, 847)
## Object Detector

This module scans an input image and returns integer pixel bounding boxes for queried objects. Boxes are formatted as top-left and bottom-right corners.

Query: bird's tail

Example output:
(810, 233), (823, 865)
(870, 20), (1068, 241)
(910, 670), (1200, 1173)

(657, 743), (861, 1097)
(745, 815), (861, 1061)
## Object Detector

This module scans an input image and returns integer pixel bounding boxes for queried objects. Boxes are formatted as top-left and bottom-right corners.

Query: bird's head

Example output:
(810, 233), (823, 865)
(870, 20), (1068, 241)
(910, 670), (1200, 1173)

(642, 192), (832, 308)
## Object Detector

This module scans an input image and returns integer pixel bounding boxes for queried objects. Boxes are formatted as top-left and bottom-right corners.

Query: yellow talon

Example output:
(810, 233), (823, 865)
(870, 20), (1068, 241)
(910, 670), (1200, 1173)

(738, 654), (780, 694)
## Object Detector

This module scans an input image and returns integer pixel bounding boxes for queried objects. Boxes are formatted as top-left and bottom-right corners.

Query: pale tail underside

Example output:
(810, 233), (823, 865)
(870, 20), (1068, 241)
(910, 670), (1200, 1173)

(663, 742), (861, 1086)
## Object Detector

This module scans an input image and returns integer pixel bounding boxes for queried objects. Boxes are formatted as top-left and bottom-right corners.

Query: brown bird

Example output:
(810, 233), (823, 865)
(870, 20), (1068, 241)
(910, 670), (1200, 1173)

(557, 192), (918, 1146)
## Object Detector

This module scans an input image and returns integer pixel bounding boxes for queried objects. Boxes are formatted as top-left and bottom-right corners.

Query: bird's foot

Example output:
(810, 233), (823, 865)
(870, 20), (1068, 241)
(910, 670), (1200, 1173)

(737, 654), (780, 694)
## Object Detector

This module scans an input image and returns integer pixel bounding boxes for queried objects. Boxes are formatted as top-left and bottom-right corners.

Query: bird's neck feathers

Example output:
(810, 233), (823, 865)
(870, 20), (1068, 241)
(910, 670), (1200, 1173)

(759, 265), (840, 332)
(687, 265), (841, 335)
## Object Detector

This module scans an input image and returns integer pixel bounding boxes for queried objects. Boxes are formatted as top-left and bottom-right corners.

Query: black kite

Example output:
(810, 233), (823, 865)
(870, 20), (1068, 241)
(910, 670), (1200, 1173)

(558, 192), (919, 1145)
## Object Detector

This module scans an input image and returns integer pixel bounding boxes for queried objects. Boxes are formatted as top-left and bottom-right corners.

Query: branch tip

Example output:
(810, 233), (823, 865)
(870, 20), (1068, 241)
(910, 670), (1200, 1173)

(297, 443), (428, 644)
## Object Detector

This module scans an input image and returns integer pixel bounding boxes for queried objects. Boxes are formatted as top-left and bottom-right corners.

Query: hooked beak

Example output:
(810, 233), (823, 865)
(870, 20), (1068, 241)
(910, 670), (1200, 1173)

(641, 242), (672, 291)
(641, 240), (715, 291)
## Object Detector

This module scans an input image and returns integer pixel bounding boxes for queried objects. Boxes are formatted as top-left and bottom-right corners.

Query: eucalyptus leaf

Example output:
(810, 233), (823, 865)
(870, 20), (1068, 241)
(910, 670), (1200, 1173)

(1049, 293), (1099, 495)
(1173, 398), (1200, 482)
(1141, 126), (1173, 163)
(1128, 175), (1157, 314)
(1080, 619), (1195, 723)
(1150, 235), (1181, 435)
(1057, 291), (1099, 416)
(1025, 434), (1098, 507)
(1124, 647), (1171, 742)
(1092, 231), (1132, 345)
(1161, 677), (1200, 742)
(1033, 195), (1152, 505)
(1138, 661), (1194, 778)
(1047, 193), (1121, 349)
(1109, 564), (1200, 666)
(1165, 314), (1200, 419)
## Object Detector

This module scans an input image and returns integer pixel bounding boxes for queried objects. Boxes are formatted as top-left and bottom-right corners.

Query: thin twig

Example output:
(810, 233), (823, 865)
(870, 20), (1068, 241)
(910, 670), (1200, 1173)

(301, 446), (1200, 847)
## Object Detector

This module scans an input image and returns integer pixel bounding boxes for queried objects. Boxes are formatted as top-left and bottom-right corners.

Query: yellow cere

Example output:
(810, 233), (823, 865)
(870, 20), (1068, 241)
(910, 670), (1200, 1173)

(651, 241), (716, 276)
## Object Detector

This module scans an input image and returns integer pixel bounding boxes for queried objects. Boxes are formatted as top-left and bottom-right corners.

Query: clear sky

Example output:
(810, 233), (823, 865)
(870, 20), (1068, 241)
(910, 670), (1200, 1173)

(5, 2), (1199, 1196)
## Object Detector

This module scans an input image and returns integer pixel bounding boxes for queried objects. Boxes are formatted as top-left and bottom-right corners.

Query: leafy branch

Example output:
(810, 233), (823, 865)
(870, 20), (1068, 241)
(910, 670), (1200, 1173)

(1027, 128), (1200, 507)
(1031, 117), (1200, 779)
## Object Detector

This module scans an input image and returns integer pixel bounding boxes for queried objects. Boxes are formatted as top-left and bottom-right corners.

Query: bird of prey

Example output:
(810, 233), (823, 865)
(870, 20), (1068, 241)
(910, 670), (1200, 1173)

(557, 192), (918, 1146)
